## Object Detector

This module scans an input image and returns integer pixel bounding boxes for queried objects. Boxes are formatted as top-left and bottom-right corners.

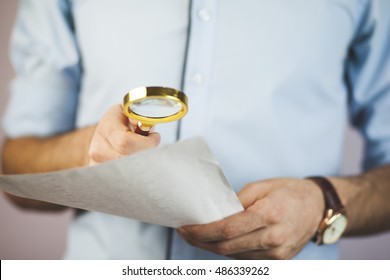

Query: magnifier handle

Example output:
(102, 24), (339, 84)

(135, 126), (150, 136)
(134, 122), (152, 136)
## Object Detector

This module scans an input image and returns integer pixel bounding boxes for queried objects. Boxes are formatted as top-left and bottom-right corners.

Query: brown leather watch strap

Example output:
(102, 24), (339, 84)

(306, 176), (344, 212)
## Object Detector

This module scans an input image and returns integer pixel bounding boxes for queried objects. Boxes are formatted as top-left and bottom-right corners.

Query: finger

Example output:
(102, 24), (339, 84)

(237, 182), (270, 209)
(128, 118), (139, 130)
(178, 202), (269, 242)
(99, 105), (160, 154)
(88, 133), (122, 164)
(229, 250), (269, 260)
(230, 247), (291, 260)
(108, 129), (160, 155)
(179, 225), (285, 256)
(102, 105), (130, 134)
(100, 104), (155, 138)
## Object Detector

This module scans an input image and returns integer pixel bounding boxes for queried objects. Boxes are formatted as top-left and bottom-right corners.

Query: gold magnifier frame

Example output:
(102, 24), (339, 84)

(123, 86), (188, 136)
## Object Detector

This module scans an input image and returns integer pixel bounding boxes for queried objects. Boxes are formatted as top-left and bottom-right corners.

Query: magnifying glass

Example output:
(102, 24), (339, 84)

(123, 86), (188, 136)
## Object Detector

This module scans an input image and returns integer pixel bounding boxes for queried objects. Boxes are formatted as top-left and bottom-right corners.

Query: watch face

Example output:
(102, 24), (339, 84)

(323, 213), (348, 244)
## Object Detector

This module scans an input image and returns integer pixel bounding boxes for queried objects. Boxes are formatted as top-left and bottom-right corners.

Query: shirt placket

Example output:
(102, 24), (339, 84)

(179, 0), (219, 139)
(171, 0), (219, 259)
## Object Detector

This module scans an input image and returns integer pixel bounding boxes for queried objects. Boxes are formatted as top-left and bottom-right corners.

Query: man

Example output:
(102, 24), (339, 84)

(2, 0), (390, 259)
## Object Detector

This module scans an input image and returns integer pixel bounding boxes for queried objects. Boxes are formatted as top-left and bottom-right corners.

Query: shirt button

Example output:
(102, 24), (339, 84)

(197, 8), (212, 22)
(191, 73), (204, 85)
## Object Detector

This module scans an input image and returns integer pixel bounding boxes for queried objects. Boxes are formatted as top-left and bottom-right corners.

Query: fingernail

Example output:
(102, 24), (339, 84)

(156, 133), (161, 145)
(150, 133), (161, 145)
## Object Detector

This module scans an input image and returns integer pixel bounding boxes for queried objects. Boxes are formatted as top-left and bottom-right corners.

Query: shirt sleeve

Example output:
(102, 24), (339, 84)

(346, 0), (390, 170)
(2, 0), (81, 138)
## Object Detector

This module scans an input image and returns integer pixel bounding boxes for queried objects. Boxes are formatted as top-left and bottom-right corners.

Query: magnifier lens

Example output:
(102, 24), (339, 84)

(130, 98), (182, 118)
(123, 86), (188, 136)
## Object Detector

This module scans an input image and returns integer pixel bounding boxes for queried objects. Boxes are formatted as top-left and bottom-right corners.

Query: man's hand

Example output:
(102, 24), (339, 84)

(88, 105), (160, 165)
(2, 104), (160, 211)
(177, 178), (324, 259)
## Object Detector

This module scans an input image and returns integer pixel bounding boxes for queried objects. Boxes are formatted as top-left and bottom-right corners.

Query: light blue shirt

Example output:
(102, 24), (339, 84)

(3, 0), (390, 259)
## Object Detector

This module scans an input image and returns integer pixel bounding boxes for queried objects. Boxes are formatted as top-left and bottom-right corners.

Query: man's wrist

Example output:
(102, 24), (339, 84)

(306, 176), (348, 244)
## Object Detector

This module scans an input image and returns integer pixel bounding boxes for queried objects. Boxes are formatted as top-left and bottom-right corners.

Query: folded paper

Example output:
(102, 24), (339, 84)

(0, 137), (243, 228)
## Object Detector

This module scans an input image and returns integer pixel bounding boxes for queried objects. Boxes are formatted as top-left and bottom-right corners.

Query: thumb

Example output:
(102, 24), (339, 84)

(147, 132), (161, 146)
(237, 182), (270, 209)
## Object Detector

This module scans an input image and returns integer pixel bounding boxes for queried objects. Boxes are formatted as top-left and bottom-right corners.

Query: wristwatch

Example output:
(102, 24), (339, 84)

(306, 176), (348, 245)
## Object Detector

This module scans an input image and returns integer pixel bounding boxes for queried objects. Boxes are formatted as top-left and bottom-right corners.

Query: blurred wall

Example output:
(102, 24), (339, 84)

(0, 0), (389, 260)
(0, 0), (73, 260)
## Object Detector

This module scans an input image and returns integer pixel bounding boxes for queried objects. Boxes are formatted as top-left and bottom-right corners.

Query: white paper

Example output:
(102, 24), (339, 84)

(0, 137), (243, 228)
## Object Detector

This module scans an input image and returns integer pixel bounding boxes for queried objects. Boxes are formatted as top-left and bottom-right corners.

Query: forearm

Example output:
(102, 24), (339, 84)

(1, 125), (96, 210)
(330, 164), (390, 236)
(2, 125), (95, 174)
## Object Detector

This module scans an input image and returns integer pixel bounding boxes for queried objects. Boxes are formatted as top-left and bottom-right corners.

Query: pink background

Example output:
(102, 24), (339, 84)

(1, 0), (389, 259)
